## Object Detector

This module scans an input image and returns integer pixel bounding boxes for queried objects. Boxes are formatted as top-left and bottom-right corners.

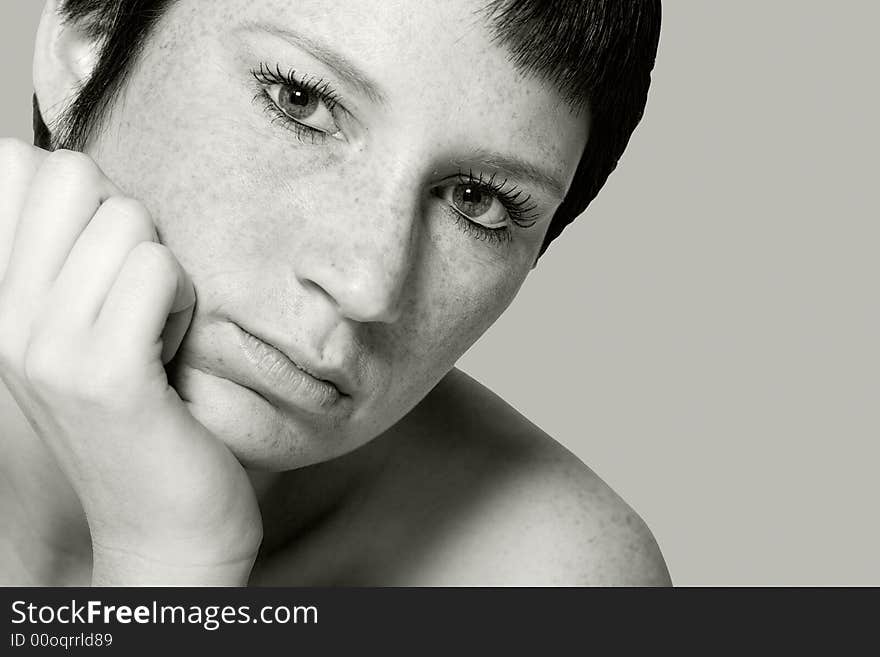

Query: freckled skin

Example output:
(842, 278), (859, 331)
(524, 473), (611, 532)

(87, 0), (586, 469)
(3, 0), (675, 586)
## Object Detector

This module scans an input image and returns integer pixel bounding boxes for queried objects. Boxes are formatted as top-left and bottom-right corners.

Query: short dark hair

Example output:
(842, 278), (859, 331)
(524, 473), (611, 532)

(34, 0), (661, 256)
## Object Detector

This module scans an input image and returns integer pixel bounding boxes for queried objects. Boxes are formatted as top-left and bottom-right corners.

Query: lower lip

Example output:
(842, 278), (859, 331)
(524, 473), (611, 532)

(236, 328), (341, 413)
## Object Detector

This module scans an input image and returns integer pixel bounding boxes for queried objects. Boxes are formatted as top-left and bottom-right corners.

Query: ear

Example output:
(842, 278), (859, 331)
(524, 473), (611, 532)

(32, 0), (102, 130)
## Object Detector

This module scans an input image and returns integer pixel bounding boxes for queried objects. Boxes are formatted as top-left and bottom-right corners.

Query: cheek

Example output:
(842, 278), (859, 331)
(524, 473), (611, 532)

(358, 246), (523, 435)
(387, 229), (526, 377)
(85, 18), (344, 289)
(89, 88), (316, 301)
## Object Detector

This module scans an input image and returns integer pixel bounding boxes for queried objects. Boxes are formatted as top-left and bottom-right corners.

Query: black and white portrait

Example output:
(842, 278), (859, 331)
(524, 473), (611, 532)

(1, 0), (876, 588)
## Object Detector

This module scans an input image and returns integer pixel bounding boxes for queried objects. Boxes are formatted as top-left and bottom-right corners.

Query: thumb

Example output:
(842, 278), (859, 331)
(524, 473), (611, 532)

(161, 272), (196, 364)
(161, 303), (195, 365)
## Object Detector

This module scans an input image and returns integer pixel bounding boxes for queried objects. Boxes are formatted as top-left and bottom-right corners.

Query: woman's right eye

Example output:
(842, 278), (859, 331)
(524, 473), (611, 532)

(265, 82), (341, 137)
(251, 64), (345, 141)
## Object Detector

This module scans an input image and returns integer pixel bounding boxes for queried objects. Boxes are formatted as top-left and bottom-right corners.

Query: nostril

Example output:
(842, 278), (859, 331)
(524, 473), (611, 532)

(301, 277), (331, 300)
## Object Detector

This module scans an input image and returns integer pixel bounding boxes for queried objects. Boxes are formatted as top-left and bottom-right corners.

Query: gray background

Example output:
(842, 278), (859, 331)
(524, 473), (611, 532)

(2, 2), (877, 585)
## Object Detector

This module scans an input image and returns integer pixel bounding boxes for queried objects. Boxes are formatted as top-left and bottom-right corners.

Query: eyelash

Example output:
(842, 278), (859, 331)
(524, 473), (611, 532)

(445, 170), (539, 246)
(250, 62), (342, 144)
(251, 64), (539, 248)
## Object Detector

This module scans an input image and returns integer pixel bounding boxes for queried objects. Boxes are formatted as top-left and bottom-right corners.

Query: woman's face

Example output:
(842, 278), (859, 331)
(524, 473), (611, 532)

(82, 0), (588, 469)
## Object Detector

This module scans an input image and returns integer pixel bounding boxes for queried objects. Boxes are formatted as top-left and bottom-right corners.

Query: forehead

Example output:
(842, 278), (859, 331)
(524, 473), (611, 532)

(158, 0), (587, 186)
(180, 0), (516, 82)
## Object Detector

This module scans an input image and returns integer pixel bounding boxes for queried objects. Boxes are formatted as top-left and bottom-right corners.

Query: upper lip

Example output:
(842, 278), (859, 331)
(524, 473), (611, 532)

(235, 323), (355, 397)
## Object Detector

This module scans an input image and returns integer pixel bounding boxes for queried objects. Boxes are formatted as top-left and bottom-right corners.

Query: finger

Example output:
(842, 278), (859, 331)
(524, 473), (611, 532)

(5, 149), (119, 296)
(47, 196), (157, 328)
(96, 242), (196, 356)
(0, 139), (50, 282)
(161, 306), (195, 365)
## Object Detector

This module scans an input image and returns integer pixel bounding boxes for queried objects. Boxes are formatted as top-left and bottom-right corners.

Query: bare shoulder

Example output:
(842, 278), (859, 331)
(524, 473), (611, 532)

(396, 369), (672, 586)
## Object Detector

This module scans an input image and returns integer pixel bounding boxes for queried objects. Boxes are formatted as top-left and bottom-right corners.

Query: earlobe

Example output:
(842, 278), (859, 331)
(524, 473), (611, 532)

(32, 0), (101, 130)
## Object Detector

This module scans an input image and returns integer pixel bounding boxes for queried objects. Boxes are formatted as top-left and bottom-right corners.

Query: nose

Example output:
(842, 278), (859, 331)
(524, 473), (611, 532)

(293, 188), (418, 324)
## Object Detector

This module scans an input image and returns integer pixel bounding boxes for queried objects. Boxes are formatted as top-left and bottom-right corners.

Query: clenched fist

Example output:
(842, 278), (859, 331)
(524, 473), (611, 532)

(0, 139), (262, 585)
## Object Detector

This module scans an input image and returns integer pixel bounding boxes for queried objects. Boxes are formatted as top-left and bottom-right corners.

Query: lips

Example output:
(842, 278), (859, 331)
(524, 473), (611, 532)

(230, 322), (355, 414)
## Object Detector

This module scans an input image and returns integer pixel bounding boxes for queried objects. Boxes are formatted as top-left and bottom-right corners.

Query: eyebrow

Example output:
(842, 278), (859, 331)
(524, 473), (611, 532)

(237, 21), (569, 199)
(237, 21), (388, 105)
(457, 151), (569, 199)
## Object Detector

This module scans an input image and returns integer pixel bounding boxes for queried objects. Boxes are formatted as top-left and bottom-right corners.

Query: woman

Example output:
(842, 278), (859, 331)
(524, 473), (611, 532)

(0, 0), (668, 585)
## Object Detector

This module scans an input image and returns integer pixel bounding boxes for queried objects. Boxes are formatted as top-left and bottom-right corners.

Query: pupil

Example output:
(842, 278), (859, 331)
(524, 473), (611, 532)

(289, 87), (309, 106)
(278, 84), (319, 121)
(463, 187), (481, 205)
(452, 183), (492, 218)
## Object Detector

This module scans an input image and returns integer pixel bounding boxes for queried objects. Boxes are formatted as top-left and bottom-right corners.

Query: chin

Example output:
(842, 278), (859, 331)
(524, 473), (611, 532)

(171, 362), (354, 471)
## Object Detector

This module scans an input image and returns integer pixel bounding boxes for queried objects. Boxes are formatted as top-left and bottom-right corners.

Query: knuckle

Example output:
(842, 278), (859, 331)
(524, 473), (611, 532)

(0, 138), (36, 171)
(130, 241), (176, 277)
(43, 148), (103, 185)
(0, 319), (18, 371)
(100, 196), (157, 240)
(0, 295), (27, 371)
(22, 335), (64, 390)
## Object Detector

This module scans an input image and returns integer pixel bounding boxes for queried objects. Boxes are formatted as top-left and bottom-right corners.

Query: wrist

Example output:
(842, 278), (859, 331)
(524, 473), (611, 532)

(91, 540), (259, 586)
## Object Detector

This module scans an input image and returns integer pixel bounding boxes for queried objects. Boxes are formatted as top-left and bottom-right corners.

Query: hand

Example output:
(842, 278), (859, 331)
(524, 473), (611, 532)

(0, 139), (262, 585)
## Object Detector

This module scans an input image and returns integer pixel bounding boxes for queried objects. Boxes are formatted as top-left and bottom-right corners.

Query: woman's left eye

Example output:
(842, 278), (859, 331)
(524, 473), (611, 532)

(436, 182), (509, 230)
(265, 81), (342, 138)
